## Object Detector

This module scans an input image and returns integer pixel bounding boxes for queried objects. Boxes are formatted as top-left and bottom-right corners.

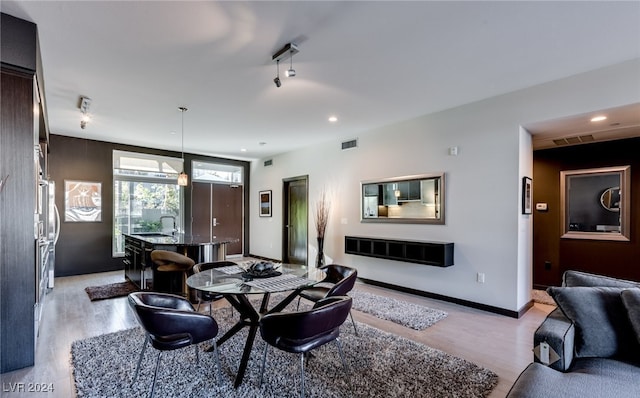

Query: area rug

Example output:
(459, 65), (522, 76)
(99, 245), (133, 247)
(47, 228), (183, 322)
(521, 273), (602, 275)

(84, 280), (139, 301)
(71, 314), (498, 398)
(263, 288), (448, 331)
(349, 289), (448, 330)
(532, 289), (556, 306)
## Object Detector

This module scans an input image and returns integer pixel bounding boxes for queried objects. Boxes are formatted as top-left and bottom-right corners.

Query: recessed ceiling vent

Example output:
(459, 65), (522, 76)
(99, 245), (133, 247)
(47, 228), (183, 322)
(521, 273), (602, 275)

(264, 159), (273, 167)
(341, 139), (358, 150)
(553, 134), (595, 146)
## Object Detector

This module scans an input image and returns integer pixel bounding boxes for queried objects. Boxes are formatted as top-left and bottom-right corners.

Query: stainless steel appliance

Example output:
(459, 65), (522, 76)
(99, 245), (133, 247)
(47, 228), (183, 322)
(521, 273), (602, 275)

(34, 145), (59, 336)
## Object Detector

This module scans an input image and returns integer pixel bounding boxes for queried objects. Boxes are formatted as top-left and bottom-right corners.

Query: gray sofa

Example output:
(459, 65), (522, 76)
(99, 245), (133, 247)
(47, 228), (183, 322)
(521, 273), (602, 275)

(506, 271), (640, 398)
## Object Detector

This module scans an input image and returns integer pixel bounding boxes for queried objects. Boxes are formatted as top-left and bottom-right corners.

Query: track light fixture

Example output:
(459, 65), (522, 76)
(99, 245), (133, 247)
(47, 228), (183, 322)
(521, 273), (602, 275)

(79, 96), (91, 129)
(272, 42), (299, 87)
(273, 60), (282, 88)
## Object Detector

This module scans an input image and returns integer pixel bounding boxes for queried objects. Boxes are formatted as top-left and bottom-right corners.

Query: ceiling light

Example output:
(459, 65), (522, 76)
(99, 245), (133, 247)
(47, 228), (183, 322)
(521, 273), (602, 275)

(328, 116), (338, 123)
(272, 42), (299, 86)
(590, 115), (607, 122)
(178, 106), (188, 186)
(273, 60), (282, 88)
(240, 148), (247, 152)
(286, 49), (296, 77)
(79, 96), (91, 129)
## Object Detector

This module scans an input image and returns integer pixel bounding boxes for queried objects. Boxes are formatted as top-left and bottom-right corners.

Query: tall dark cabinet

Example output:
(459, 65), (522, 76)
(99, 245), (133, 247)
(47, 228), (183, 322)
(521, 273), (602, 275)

(1, 13), (45, 373)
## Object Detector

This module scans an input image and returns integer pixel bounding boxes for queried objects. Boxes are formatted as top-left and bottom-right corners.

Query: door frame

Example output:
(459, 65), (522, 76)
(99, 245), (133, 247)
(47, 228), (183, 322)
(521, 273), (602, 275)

(282, 175), (308, 264)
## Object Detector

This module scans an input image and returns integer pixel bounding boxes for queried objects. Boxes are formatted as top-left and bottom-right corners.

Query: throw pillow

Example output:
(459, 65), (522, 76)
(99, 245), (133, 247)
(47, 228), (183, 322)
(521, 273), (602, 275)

(547, 286), (638, 358)
(621, 288), (640, 345)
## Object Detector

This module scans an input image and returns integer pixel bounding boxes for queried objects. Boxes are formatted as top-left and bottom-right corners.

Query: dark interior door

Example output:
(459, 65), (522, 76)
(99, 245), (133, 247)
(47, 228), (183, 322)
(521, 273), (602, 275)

(212, 184), (243, 255)
(191, 182), (212, 239)
(283, 177), (308, 264)
(191, 182), (243, 256)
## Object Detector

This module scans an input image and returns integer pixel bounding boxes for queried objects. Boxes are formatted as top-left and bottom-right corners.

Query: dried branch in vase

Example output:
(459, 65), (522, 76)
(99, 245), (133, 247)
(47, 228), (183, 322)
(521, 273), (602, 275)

(315, 189), (331, 239)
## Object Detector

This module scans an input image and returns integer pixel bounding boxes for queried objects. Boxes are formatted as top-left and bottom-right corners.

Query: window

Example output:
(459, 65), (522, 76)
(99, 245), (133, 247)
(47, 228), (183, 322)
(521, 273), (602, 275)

(112, 150), (184, 256)
(192, 161), (243, 184)
(560, 165), (630, 241)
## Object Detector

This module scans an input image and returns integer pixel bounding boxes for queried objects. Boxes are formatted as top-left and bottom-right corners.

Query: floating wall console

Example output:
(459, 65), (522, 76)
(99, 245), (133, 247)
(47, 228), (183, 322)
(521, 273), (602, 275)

(345, 236), (454, 267)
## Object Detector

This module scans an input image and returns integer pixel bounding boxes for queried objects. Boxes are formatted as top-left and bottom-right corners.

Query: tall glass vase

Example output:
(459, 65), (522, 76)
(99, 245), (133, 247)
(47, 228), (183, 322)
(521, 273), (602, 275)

(316, 237), (325, 267)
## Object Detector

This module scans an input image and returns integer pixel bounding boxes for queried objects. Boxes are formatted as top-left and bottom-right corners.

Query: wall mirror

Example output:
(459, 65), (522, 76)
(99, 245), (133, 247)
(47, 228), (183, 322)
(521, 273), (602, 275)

(560, 165), (630, 241)
(361, 173), (445, 224)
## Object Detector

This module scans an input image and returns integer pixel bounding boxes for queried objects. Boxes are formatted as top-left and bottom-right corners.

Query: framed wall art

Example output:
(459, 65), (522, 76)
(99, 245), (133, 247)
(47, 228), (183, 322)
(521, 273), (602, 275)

(259, 190), (272, 217)
(65, 180), (102, 222)
(522, 177), (532, 215)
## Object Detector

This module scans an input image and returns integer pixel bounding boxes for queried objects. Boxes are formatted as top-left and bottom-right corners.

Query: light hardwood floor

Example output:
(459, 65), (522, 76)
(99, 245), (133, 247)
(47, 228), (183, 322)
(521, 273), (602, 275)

(0, 270), (554, 397)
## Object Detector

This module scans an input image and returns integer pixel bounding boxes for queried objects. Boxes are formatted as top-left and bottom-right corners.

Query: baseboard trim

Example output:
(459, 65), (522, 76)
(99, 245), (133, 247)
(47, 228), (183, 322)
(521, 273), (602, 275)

(358, 277), (528, 319)
(247, 254), (281, 263)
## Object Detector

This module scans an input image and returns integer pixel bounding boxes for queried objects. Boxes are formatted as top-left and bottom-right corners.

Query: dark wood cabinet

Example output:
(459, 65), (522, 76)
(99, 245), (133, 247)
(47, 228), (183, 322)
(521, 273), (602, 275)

(345, 236), (454, 267)
(1, 13), (40, 372)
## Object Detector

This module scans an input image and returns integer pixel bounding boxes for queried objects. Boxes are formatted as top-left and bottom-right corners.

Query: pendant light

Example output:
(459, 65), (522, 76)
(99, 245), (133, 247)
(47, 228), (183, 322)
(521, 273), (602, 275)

(177, 106), (188, 186)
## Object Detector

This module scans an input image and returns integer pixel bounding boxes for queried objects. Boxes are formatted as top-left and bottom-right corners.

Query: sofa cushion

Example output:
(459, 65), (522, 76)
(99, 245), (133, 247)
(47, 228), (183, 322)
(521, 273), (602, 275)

(563, 270), (640, 288)
(506, 358), (640, 398)
(547, 286), (637, 358)
(621, 288), (640, 345)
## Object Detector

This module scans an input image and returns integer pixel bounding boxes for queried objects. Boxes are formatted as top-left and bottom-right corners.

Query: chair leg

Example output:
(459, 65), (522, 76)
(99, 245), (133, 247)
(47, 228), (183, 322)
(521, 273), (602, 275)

(335, 337), (349, 374)
(335, 337), (355, 396)
(131, 336), (149, 387)
(211, 340), (222, 386)
(349, 311), (358, 336)
(296, 296), (302, 311)
(150, 350), (162, 398)
(260, 344), (269, 386)
(299, 352), (306, 398)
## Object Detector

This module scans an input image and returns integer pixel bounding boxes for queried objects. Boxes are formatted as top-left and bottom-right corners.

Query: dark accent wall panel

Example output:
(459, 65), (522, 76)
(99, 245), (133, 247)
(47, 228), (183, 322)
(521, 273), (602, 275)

(48, 134), (250, 277)
(1, 70), (36, 372)
(533, 137), (640, 287)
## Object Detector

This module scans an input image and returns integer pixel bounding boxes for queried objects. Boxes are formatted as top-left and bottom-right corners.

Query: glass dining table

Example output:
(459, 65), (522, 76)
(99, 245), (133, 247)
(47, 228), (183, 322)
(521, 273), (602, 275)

(186, 261), (320, 388)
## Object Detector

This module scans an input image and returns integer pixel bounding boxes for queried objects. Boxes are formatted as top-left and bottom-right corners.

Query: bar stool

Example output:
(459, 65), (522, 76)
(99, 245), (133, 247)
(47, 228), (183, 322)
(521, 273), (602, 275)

(150, 250), (195, 297)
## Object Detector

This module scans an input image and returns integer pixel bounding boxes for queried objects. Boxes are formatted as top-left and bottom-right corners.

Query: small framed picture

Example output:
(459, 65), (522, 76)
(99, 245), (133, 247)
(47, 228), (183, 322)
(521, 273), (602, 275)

(522, 177), (532, 215)
(259, 190), (272, 217)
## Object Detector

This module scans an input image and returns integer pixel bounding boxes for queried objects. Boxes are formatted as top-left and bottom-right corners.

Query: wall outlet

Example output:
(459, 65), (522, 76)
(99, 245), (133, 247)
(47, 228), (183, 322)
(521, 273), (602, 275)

(477, 272), (485, 283)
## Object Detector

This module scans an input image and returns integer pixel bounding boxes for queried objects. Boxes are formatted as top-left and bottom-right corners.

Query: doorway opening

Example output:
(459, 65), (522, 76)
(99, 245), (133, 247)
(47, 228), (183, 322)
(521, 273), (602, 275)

(282, 176), (308, 264)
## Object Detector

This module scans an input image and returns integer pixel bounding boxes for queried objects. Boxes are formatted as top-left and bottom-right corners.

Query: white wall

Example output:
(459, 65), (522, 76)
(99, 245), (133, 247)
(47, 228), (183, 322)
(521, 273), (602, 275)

(250, 59), (640, 313)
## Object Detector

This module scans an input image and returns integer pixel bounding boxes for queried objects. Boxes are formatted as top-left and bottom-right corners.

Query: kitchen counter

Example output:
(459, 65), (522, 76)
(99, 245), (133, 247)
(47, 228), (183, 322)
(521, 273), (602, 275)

(126, 232), (238, 246)
(123, 233), (240, 291)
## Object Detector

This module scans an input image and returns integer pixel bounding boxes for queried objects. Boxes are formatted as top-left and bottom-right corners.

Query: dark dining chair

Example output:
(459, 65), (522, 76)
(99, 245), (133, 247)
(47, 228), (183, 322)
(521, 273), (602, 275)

(259, 296), (353, 398)
(192, 261), (237, 315)
(297, 264), (359, 335)
(128, 292), (222, 398)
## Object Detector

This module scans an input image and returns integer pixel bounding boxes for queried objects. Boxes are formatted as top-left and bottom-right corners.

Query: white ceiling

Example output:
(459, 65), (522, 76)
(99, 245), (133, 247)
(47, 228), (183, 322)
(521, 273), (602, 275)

(3, 1), (640, 160)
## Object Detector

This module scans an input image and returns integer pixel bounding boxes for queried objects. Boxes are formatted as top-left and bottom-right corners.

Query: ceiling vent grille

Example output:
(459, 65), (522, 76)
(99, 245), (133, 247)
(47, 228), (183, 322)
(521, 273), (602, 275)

(553, 134), (595, 146)
(264, 159), (273, 167)
(341, 139), (358, 150)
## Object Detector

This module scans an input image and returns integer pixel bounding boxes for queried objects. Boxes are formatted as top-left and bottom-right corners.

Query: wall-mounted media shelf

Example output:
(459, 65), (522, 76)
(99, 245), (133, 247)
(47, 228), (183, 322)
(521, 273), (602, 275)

(345, 236), (454, 267)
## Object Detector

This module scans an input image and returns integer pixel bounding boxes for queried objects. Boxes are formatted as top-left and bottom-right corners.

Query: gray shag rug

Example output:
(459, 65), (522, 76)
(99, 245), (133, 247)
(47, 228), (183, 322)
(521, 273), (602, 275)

(84, 281), (139, 301)
(349, 289), (448, 330)
(273, 288), (448, 331)
(71, 313), (498, 398)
